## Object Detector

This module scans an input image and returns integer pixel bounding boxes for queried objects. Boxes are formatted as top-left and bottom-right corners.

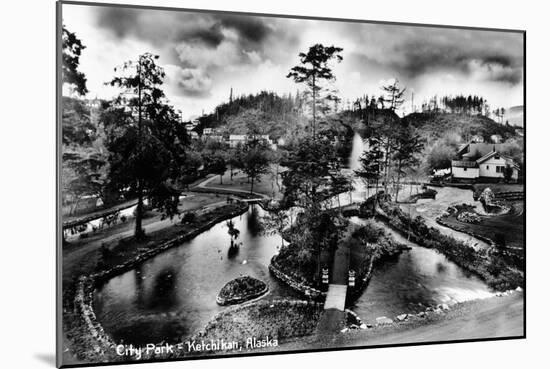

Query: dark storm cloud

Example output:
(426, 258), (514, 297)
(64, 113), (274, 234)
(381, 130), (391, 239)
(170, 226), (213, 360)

(392, 37), (522, 84)
(94, 7), (273, 49)
(343, 23), (523, 86)
(91, 7), (300, 98)
(217, 14), (271, 44)
(178, 23), (225, 48)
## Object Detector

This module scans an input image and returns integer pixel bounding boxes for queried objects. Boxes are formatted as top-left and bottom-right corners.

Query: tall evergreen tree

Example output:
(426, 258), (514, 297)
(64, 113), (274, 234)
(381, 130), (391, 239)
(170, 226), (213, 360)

(103, 53), (189, 238)
(287, 44), (343, 138)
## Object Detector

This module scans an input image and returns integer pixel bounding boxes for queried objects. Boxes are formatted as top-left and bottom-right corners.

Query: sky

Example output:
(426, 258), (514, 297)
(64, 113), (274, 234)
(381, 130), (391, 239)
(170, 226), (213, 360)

(62, 3), (524, 120)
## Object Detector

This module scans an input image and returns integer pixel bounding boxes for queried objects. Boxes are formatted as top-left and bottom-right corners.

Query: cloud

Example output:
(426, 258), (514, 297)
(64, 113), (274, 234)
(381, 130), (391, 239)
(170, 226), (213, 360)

(165, 65), (213, 98)
(181, 23), (225, 48)
(216, 14), (271, 44)
(343, 24), (524, 86)
(66, 3), (523, 118)
(93, 7), (277, 51)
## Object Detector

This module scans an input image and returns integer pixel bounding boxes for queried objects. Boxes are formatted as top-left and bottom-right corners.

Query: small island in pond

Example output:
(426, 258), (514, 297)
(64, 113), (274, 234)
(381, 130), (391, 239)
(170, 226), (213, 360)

(216, 276), (269, 306)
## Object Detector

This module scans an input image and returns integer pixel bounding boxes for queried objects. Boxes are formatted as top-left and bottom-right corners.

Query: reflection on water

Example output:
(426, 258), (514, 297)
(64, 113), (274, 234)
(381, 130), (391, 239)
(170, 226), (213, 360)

(349, 217), (493, 320)
(94, 205), (297, 344)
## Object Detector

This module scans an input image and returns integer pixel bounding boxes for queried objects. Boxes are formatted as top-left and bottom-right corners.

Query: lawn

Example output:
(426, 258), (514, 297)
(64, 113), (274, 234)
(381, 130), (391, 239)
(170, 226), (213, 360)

(439, 201), (525, 249)
(203, 165), (284, 199)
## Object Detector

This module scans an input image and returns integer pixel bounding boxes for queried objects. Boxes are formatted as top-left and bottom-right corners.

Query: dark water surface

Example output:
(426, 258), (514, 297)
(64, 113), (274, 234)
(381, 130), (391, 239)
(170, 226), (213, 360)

(94, 205), (298, 344)
(349, 217), (493, 321)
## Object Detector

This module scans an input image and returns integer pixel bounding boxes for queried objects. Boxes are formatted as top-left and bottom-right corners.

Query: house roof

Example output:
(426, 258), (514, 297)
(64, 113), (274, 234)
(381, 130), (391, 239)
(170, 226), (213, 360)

(458, 143), (505, 159)
(476, 151), (519, 169)
(229, 135), (247, 140)
(452, 160), (478, 168)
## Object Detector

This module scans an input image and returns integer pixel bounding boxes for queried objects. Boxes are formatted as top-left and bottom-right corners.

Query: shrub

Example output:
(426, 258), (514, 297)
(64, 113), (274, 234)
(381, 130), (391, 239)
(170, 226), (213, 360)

(181, 211), (197, 224)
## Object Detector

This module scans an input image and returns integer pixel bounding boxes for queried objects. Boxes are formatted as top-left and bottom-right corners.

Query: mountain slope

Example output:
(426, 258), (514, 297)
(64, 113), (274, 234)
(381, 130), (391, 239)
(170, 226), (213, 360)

(404, 112), (517, 142)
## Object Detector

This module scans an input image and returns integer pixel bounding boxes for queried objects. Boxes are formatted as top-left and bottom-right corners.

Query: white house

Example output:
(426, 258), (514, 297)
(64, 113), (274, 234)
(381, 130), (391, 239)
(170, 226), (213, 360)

(477, 151), (519, 180)
(451, 142), (519, 181)
(451, 159), (479, 179)
(228, 134), (275, 148)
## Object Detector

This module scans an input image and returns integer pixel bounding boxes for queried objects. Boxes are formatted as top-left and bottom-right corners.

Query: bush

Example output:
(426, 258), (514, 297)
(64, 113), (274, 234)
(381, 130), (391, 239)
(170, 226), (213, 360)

(181, 211), (197, 224)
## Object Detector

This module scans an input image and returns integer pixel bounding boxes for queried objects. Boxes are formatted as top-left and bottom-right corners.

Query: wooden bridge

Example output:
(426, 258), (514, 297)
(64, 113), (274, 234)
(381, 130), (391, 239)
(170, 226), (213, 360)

(315, 232), (352, 335)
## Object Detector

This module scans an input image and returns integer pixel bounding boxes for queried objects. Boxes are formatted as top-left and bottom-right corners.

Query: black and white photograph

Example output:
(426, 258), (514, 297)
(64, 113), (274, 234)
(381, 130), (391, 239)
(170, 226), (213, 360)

(57, 1), (525, 367)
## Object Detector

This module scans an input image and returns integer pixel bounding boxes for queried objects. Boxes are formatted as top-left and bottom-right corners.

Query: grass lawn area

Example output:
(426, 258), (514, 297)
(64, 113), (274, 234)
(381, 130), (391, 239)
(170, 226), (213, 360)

(204, 165), (284, 199)
(440, 201), (525, 249)
(180, 192), (226, 210)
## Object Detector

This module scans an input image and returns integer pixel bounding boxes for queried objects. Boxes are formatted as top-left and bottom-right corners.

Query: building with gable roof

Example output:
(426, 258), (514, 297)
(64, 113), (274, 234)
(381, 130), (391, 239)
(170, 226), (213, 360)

(451, 142), (519, 181)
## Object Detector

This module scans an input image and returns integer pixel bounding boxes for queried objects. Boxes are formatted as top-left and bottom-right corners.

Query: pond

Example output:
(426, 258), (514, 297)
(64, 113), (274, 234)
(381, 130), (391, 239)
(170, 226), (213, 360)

(349, 217), (493, 320)
(93, 205), (299, 345)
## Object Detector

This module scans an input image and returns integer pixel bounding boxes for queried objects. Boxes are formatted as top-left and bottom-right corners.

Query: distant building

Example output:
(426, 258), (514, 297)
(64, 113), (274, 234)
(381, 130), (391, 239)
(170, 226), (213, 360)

(203, 128), (213, 135)
(85, 98), (101, 109)
(228, 134), (275, 149)
(451, 142), (518, 181)
(189, 131), (199, 140)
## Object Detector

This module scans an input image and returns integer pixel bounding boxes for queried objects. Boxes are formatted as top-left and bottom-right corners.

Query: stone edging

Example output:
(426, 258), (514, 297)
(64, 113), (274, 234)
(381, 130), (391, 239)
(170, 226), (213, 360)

(268, 258), (326, 299)
(72, 202), (249, 361)
(347, 256), (375, 300)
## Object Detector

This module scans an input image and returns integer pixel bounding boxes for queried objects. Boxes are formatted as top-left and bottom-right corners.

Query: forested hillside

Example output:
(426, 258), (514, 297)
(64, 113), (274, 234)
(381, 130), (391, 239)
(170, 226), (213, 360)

(404, 112), (517, 143)
(196, 90), (356, 145)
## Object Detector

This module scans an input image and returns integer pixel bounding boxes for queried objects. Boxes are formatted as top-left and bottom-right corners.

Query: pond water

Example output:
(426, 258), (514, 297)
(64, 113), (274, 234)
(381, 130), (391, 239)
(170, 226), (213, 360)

(349, 217), (493, 320)
(94, 132), (493, 344)
(94, 205), (298, 345)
